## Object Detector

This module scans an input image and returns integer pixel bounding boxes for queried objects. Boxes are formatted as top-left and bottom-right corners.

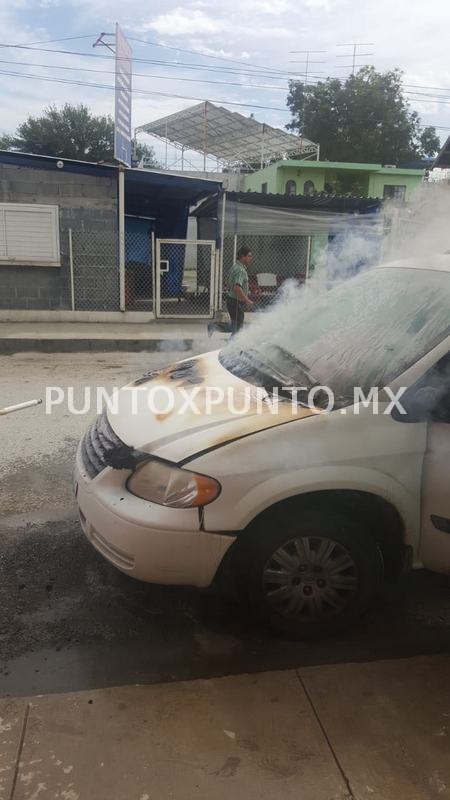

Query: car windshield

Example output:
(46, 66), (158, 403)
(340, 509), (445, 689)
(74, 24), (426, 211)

(220, 266), (450, 398)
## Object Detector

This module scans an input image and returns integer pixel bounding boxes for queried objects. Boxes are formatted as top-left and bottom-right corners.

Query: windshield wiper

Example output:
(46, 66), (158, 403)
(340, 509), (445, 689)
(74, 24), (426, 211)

(241, 346), (346, 410)
(221, 343), (319, 395)
(221, 345), (347, 410)
(264, 344), (319, 387)
(235, 346), (323, 405)
(241, 343), (320, 391)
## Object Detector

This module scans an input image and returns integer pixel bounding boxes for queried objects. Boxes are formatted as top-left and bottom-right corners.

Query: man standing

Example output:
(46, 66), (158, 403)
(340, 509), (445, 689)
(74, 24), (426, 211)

(208, 245), (254, 337)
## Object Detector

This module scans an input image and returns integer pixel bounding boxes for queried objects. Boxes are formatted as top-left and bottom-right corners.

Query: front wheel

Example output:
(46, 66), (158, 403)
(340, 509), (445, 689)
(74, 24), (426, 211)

(244, 507), (383, 638)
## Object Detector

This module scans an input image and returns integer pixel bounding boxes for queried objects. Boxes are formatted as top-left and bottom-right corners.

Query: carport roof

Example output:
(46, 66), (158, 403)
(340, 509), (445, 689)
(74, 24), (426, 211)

(0, 149), (221, 210)
(136, 101), (317, 166)
(125, 166), (220, 209)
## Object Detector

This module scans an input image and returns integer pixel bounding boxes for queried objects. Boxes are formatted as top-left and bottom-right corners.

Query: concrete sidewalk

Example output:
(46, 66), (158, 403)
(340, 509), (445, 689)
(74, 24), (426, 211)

(0, 322), (230, 354)
(2, 655), (450, 800)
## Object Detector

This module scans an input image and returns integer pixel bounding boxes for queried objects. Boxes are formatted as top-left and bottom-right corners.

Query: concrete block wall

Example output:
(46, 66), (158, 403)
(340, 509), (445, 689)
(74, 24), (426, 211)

(0, 164), (118, 310)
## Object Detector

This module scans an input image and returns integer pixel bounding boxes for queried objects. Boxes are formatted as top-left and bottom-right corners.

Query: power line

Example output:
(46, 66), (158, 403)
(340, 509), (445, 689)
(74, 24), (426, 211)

(0, 57), (289, 92)
(0, 67), (291, 112)
(127, 34), (443, 102)
(128, 35), (290, 76)
(0, 64), (445, 133)
(26, 34), (450, 104)
(5, 55), (450, 113)
(1, 40), (450, 134)
(19, 35), (98, 46)
(404, 94), (450, 106)
(4, 50), (450, 117)
(5, 40), (450, 99)
(403, 82), (450, 94)
(0, 42), (302, 81)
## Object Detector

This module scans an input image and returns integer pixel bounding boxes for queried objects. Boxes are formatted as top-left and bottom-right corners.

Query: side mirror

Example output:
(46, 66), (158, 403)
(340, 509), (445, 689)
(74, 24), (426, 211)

(391, 385), (442, 423)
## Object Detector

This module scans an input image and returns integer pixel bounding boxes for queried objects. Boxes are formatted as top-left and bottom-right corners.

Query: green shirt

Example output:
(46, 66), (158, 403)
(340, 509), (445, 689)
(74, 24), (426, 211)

(227, 261), (249, 299)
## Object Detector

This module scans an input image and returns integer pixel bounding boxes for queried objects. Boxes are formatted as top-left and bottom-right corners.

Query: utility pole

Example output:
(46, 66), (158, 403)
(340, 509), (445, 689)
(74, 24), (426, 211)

(93, 31), (115, 53)
(336, 42), (374, 76)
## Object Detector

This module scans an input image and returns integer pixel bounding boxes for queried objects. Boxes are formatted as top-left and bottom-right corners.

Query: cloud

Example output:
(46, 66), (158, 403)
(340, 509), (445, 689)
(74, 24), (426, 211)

(144, 7), (226, 37)
(192, 45), (238, 59)
(1, 0), (450, 150)
(302, 0), (343, 8)
(241, 0), (292, 14)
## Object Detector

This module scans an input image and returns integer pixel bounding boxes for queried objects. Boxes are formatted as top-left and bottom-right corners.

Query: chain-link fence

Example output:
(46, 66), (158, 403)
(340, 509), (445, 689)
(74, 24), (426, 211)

(69, 229), (312, 316)
(125, 228), (154, 311)
(71, 229), (154, 311)
(221, 234), (310, 310)
(156, 239), (216, 318)
(71, 230), (120, 311)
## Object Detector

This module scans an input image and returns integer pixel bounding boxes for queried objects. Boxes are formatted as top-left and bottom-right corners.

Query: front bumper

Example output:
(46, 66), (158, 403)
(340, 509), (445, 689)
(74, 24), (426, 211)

(74, 445), (235, 588)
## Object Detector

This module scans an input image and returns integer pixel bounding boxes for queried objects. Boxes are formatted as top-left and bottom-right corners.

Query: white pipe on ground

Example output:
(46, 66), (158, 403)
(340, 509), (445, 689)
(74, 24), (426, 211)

(0, 399), (42, 416)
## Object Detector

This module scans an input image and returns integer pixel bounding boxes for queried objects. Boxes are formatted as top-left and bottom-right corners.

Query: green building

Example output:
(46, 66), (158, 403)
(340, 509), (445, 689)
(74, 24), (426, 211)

(243, 160), (424, 201)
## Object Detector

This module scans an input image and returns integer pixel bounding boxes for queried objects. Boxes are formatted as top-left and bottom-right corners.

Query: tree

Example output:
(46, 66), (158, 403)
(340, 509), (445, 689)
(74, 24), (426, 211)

(0, 103), (160, 166)
(419, 126), (441, 158)
(287, 67), (440, 164)
(133, 141), (161, 168)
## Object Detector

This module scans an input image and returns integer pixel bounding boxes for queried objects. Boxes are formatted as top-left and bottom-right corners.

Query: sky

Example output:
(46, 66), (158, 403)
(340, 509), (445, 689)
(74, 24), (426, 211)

(1, 0), (450, 168)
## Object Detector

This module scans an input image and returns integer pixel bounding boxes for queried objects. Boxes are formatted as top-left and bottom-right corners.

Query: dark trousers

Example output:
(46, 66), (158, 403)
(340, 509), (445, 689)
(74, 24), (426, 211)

(212, 296), (245, 335)
(214, 296), (245, 335)
(227, 296), (245, 334)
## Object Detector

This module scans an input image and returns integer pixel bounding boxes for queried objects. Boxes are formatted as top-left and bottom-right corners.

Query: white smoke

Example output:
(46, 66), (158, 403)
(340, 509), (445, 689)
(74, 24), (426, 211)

(225, 182), (450, 390)
(382, 182), (450, 261)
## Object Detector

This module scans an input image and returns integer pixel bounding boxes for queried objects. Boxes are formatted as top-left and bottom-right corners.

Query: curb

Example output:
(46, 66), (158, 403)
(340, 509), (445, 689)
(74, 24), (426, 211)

(0, 338), (202, 354)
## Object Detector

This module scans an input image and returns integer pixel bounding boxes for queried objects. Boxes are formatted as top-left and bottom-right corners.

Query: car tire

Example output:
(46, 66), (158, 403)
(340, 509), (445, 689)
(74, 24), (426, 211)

(244, 505), (383, 639)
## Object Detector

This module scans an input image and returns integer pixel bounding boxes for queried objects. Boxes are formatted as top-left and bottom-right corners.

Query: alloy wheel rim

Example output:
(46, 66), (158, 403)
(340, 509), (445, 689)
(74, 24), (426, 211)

(262, 536), (358, 620)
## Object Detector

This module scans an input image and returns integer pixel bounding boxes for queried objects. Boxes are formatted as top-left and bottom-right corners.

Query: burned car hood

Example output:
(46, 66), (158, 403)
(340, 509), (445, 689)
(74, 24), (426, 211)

(107, 350), (316, 463)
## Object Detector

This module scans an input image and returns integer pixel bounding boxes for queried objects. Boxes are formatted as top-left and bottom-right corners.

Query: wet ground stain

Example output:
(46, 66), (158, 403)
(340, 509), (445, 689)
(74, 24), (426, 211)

(1, 517), (450, 698)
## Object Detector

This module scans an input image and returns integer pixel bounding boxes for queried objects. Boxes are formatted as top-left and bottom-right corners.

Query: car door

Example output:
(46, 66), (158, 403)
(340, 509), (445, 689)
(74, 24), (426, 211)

(418, 351), (450, 573)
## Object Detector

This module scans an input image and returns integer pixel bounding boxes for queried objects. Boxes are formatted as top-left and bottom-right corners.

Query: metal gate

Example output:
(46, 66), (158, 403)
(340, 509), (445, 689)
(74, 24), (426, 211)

(155, 239), (217, 319)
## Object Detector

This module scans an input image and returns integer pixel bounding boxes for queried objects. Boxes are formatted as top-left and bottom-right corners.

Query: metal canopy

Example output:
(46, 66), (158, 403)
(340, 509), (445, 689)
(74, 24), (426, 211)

(136, 101), (318, 168)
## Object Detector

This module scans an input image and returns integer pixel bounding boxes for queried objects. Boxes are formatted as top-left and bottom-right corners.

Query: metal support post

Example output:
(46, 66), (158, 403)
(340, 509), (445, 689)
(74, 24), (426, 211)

(151, 231), (156, 316)
(218, 191), (226, 310)
(118, 167), (126, 311)
(68, 228), (75, 311)
(260, 124), (265, 170)
(165, 121), (168, 169)
(203, 102), (208, 172)
(306, 235), (312, 281)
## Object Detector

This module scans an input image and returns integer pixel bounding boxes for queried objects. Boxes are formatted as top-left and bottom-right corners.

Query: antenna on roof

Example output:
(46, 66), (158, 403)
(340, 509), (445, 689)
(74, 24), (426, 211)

(336, 42), (375, 75)
(288, 50), (327, 86)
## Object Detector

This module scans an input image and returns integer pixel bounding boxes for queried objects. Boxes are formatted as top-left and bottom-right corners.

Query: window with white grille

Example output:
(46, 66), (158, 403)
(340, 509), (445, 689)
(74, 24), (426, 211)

(0, 203), (60, 266)
(383, 185), (406, 202)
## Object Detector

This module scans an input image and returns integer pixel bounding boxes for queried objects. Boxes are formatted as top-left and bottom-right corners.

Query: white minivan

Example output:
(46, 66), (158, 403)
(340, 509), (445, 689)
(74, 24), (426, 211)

(74, 256), (450, 637)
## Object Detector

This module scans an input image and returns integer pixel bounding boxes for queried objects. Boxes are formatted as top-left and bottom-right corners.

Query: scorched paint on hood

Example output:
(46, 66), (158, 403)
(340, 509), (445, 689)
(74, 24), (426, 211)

(107, 350), (317, 462)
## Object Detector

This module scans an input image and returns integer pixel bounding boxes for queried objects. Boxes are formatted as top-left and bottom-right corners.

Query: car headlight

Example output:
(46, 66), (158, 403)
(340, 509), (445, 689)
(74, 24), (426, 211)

(127, 459), (221, 508)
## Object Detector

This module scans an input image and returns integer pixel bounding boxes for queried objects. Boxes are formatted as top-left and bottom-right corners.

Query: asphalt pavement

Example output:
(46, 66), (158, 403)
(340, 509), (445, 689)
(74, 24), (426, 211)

(1, 351), (450, 699)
